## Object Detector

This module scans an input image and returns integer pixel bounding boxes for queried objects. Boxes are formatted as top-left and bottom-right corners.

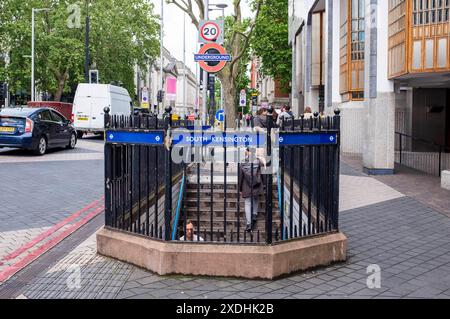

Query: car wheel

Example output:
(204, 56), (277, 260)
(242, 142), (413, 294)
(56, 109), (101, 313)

(77, 131), (84, 139)
(34, 137), (47, 156)
(67, 132), (77, 149)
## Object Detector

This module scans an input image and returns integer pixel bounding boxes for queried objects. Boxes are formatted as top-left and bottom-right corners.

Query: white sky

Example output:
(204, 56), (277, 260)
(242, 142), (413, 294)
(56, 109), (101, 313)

(150, 1), (253, 73)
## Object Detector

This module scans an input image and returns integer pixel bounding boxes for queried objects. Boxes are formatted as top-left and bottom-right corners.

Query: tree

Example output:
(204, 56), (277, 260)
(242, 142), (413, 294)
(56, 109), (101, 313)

(0, 0), (160, 102)
(167, 0), (263, 127)
(250, 0), (291, 91)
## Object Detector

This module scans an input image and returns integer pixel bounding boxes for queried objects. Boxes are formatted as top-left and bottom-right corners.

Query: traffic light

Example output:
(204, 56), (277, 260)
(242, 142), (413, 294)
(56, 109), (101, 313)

(157, 90), (165, 103)
(208, 74), (215, 92)
(0, 82), (7, 97)
(89, 70), (99, 84)
(252, 96), (258, 106)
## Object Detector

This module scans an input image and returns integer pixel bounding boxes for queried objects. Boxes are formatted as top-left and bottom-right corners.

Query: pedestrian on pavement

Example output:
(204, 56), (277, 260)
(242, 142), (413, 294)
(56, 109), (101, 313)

(245, 114), (251, 127)
(303, 106), (314, 119)
(277, 105), (294, 127)
(272, 108), (279, 127)
(239, 149), (264, 232)
(180, 221), (204, 242)
(253, 107), (268, 130)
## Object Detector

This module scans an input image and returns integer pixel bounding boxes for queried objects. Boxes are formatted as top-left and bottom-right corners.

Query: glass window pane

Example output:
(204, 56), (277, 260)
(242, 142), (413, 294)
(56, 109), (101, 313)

(352, 0), (358, 18)
(437, 38), (447, 67)
(425, 39), (434, 68)
(359, 0), (365, 17)
(413, 41), (422, 69)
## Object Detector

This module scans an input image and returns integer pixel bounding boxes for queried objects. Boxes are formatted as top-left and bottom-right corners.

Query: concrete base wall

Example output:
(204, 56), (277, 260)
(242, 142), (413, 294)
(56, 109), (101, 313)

(97, 228), (347, 280)
(442, 171), (450, 190)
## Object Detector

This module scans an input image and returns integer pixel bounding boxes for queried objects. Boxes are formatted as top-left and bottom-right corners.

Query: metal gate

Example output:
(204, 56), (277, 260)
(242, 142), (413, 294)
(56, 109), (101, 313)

(104, 107), (341, 245)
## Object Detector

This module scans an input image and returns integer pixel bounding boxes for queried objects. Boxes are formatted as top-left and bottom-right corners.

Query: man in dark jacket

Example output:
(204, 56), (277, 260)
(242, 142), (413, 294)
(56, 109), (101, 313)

(239, 150), (264, 232)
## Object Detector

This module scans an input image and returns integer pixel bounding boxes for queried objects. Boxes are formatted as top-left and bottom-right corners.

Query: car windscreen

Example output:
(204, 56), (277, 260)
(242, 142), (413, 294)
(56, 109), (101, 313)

(0, 116), (25, 126)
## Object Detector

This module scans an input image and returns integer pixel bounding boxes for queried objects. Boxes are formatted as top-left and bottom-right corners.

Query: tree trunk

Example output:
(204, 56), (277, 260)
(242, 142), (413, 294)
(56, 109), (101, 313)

(54, 72), (68, 102)
(218, 63), (238, 128)
(221, 76), (237, 128)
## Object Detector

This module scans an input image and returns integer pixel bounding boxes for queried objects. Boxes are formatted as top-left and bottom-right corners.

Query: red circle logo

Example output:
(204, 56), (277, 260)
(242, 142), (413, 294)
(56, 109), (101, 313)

(198, 43), (228, 73)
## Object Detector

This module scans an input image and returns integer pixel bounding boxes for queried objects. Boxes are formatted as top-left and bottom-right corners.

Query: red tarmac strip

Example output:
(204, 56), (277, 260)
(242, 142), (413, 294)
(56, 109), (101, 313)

(1, 197), (104, 263)
(0, 204), (105, 283)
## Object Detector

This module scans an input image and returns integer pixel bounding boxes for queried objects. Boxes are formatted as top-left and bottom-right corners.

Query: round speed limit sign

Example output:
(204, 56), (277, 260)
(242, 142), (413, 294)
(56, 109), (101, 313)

(200, 22), (220, 42)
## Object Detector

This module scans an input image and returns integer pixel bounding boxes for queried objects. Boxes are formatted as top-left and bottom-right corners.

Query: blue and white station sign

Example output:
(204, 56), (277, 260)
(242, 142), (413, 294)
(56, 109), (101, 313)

(172, 131), (266, 147)
(215, 109), (225, 122)
(106, 130), (164, 145)
(194, 54), (232, 62)
(278, 133), (338, 146)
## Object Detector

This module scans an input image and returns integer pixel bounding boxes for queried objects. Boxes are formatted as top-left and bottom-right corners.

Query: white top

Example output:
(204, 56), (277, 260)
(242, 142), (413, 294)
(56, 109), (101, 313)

(180, 235), (204, 242)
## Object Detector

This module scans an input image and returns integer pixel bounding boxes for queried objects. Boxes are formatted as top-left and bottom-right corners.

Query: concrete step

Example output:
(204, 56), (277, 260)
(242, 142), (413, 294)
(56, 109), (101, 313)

(182, 230), (273, 244)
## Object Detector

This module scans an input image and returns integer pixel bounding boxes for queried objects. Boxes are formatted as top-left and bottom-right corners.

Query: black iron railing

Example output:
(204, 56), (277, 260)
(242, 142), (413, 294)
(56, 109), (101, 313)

(104, 107), (341, 245)
(279, 113), (340, 240)
(395, 132), (450, 177)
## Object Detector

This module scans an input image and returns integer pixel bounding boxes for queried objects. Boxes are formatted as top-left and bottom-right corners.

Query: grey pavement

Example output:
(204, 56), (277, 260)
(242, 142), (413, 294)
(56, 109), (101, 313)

(12, 161), (450, 299)
(0, 136), (104, 275)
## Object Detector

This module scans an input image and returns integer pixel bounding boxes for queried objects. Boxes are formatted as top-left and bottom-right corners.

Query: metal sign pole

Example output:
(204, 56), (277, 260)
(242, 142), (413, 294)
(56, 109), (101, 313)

(160, 0), (164, 116)
(202, 0), (209, 125)
(183, 13), (187, 117)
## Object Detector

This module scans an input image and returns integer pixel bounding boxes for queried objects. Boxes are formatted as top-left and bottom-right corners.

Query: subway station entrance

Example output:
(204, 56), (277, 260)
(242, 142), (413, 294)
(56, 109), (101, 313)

(97, 108), (347, 279)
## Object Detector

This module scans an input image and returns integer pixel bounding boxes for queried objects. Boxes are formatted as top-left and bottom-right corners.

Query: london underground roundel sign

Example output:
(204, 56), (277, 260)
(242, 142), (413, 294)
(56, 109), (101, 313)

(200, 21), (221, 42)
(197, 43), (230, 73)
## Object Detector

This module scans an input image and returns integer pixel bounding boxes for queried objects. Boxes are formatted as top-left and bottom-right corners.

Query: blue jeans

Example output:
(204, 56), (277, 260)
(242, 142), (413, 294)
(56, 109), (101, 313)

(245, 197), (259, 226)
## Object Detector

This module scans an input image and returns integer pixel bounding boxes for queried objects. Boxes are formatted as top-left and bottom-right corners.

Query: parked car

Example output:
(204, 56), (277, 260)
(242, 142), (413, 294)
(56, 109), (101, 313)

(72, 84), (132, 138)
(0, 107), (77, 155)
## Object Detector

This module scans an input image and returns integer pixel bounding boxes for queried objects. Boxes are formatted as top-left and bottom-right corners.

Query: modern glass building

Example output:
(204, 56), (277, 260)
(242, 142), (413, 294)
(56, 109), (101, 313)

(289, 0), (450, 175)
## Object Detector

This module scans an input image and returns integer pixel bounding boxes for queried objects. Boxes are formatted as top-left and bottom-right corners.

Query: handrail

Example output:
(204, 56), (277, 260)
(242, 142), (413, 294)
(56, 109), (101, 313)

(396, 132), (450, 177)
(171, 172), (186, 241)
(277, 170), (286, 240)
(395, 132), (449, 150)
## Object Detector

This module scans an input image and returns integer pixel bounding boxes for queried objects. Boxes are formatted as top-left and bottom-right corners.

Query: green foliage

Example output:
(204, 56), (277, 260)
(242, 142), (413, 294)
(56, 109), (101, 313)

(0, 0), (160, 101)
(251, 0), (292, 89)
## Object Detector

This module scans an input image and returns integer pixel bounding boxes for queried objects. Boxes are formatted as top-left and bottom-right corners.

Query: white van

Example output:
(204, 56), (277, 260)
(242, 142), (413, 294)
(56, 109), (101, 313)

(72, 84), (132, 137)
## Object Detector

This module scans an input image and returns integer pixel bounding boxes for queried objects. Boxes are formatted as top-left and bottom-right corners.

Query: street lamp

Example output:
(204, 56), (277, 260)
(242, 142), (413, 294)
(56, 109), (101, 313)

(31, 8), (51, 102)
(85, 0), (91, 83)
(209, 3), (228, 19)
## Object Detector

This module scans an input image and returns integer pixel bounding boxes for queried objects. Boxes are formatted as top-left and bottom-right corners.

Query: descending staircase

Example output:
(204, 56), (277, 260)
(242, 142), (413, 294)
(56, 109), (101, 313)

(178, 164), (281, 243)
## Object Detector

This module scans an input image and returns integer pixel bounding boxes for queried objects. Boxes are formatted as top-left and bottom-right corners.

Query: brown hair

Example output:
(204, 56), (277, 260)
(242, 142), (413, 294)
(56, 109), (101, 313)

(304, 107), (312, 114)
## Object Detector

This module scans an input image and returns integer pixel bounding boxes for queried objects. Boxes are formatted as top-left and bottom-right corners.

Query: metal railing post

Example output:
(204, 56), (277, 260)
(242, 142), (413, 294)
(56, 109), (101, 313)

(104, 107), (112, 227)
(439, 145), (442, 177)
(164, 106), (173, 241)
(399, 133), (403, 164)
(332, 109), (341, 230)
(266, 108), (274, 244)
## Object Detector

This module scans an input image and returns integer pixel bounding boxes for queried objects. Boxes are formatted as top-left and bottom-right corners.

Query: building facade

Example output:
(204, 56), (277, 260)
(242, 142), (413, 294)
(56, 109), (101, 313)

(290, 0), (450, 175)
(250, 57), (291, 110)
(135, 47), (198, 117)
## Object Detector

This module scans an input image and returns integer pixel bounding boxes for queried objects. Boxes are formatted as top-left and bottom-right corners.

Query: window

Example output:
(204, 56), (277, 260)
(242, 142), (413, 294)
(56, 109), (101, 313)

(50, 111), (65, 123)
(413, 0), (448, 24)
(340, 0), (365, 100)
(351, 0), (365, 60)
(351, 91), (364, 100)
(38, 110), (53, 121)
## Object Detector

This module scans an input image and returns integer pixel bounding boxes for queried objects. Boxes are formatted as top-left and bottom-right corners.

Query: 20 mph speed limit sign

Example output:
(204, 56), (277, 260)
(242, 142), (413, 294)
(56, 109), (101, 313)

(199, 20), (224, 44)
